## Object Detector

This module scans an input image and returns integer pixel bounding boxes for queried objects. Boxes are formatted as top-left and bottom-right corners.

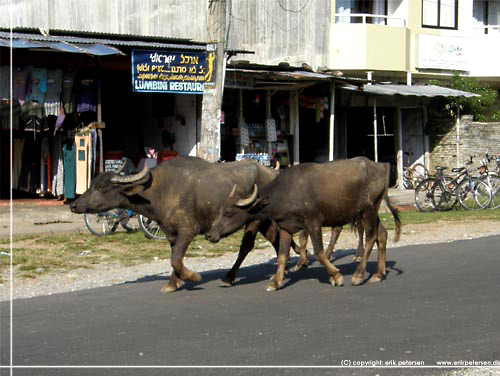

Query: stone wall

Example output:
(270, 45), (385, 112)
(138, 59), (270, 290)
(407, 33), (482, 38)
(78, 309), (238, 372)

(429, 115), (500, 171)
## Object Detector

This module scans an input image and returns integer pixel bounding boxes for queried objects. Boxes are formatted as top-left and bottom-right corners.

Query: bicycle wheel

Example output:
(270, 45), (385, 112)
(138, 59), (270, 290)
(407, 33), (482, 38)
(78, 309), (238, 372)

(120, 212), (141, 233)
(410, 163), (429, 188)
(457, 178), (492, 210)
(439, 176), (459, 209)
(84, 210), (120, 236)
(414, 178), (439, 212)
(431, 180), (454, 211)
(138, 215), (167, 240)
(480, 174), (500, 209)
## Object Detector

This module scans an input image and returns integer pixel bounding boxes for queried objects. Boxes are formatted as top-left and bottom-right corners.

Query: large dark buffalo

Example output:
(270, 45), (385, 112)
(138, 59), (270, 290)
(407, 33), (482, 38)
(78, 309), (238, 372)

(70, 157), (281, 292)
(206, 157), (401, 291)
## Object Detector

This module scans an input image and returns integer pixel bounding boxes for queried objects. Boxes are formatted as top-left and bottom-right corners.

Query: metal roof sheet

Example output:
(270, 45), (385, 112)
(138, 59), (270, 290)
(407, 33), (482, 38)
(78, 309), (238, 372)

(0, 31), (207, 55)
(349, 84), (480, 98)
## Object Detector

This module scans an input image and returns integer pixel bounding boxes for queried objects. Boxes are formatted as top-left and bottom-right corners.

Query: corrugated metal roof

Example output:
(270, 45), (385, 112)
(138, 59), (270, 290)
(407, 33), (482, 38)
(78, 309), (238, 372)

(346, 84), (480, 98)
(0, 31), (207, 54)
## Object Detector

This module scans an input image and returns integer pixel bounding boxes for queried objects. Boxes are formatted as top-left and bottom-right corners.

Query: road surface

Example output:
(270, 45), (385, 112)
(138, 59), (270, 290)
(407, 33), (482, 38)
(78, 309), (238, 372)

(1, 235), (500, 376)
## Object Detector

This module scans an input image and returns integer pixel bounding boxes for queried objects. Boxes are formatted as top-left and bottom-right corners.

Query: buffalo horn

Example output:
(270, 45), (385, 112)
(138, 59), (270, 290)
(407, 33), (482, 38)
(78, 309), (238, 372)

(235, 184), (258, 207)
(229, 184), (237, 198)
(274, 161), (280, 170)
(110, 165), (150, 184)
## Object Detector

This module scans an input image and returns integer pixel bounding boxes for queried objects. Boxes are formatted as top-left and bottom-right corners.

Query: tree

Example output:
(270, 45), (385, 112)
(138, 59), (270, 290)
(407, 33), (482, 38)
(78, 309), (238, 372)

(432, 73), (500, 122)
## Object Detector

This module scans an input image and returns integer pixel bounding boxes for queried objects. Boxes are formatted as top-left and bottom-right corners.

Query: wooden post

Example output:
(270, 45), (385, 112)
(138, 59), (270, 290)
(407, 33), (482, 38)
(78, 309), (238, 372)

(373, 97), (378, 162)
(329, 81), (335, 161)
(96, 57), (104, 173)
(290, 90), (300, 164)
(396, 107), (404, 190)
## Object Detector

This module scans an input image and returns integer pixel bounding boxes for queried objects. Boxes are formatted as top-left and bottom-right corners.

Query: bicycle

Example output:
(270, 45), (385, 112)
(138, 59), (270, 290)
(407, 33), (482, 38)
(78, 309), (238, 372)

(478, 155), (500, 209)
(138, 215), (167, 240)
(84, 209), (140, 236)
(414, 159), (492, 212)
(402, 152), (429, 189)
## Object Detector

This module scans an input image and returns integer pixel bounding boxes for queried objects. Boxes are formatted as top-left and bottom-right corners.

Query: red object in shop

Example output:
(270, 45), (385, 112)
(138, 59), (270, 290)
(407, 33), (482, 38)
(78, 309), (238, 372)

(157, 151), (179, 164)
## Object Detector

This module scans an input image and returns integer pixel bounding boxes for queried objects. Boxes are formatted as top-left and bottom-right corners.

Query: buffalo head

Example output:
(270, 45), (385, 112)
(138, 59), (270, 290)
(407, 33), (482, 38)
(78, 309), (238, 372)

(206, 184), (268, 242)
(70, 165), (151, 214)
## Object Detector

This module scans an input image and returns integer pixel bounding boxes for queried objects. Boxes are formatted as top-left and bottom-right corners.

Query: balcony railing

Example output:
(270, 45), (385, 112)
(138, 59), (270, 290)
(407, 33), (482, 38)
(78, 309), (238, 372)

(473, 25), (500, 34)
(334, 13), (407, 27)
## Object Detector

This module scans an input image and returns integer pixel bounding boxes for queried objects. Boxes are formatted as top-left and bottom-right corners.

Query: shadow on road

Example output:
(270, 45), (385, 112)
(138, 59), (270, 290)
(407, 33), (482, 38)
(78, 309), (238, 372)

(122, 246), (404, 291)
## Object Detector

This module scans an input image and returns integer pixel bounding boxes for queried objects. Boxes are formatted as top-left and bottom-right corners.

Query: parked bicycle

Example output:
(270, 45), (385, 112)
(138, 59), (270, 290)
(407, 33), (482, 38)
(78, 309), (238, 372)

(84, 209), (140, 236)
(138, 215), (167, 240)
(478, 154), (500, 209)
(414, 157), (492, 212)
(84, 210), (167, 239)
(402, 152), (429, 189)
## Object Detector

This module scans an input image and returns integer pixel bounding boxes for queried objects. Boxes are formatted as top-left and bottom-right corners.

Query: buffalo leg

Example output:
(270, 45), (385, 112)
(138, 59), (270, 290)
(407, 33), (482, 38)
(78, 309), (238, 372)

(353, 220), (365, 262)
(161, 229), (201, 293)
(352, 212), (379, 286)
(324, 226), (342, 260)
(369, 221), (388, 283)
(266, 229), (292, 292)
(307, 223), (343, 287)
(289, 229), (309, 272)
(221, 221), (261, 287)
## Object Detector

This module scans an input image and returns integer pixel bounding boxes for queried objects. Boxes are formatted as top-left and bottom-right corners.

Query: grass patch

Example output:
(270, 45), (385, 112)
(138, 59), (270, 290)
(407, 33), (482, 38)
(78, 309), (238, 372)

(0, 229), (267, 279)
(380, 207), (500, 230)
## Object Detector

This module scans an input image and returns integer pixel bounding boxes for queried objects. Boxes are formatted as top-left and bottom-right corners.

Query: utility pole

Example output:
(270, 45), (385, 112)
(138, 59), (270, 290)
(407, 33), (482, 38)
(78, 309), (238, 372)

(199, 0), (227, 162)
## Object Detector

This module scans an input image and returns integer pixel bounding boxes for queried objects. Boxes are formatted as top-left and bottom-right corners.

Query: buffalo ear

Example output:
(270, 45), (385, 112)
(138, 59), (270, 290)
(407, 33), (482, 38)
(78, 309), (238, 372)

(118, 182), (147, 196)
(254, 195), (271, 209)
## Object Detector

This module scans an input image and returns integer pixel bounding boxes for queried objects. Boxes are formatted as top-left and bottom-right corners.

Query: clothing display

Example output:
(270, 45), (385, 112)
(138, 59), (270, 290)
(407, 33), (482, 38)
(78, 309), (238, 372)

(44, 69), (63, 116)
(76, 77), (97, 113)
(13, 67), (30, 105)
(62, 69), (77, 114)
(0, 65), (10, 100)
(27, 67), (47, 104)
(63, 140), (76, 199)
(1, 64), (100, 201)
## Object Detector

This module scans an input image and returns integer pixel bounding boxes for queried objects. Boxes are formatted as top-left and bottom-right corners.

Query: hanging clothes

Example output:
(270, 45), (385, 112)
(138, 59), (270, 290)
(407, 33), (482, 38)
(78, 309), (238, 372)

(44, 69), (63, 117)
(13, 66), (30, 105)
(39, 135), (50, 194)
(63, 139), (76, 199)
(0, 65), (10, 100)
(62, 69), (77, 114)
(51, 132), (64, 197)
(26, 67), (47, 105)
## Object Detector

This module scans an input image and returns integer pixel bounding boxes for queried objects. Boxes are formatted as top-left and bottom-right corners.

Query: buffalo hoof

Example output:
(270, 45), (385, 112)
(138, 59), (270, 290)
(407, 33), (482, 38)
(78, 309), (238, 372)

(266, 280), (282, 292)
(369, 274), (385, 283)
(329, 274), (344, 287)
(161, 281), (180, 293)
(190, 272), (202, 282)
(351, 275), (364, 286)
(220, 278), (234, 287)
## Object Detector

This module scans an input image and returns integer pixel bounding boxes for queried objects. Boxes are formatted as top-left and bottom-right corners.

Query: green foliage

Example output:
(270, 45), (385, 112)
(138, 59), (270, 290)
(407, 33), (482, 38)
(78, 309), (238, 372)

(431, 73), (500, 121)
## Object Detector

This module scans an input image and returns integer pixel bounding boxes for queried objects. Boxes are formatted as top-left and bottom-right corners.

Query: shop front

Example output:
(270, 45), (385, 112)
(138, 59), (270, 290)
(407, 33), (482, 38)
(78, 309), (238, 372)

(221, 64), (361, 167)
(0, 30), (208, 200)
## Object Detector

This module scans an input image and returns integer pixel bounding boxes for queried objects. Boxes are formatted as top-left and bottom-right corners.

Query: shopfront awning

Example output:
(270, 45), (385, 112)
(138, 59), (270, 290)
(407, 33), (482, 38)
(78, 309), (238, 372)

(0, 30), (207, 56)
(342, 83), (480, 97)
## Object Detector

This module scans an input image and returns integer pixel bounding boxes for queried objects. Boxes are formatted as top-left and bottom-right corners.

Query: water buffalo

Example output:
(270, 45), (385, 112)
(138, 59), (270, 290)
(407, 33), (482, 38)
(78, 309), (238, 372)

(206, 157), (401, 291)
(70, 157), (283, 292)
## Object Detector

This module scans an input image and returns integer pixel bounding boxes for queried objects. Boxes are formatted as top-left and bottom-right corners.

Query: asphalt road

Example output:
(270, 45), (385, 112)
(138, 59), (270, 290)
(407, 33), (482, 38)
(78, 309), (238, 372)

(2, 235), (500, 376)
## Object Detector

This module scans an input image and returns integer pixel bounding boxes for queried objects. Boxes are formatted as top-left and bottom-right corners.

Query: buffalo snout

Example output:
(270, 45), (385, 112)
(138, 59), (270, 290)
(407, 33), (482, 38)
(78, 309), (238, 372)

(205, 231), (220, 243)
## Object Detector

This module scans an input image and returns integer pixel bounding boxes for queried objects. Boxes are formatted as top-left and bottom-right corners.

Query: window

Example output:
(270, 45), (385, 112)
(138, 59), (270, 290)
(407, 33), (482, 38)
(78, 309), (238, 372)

(473, 0), (500, 34)
(422, 0), (458, 29)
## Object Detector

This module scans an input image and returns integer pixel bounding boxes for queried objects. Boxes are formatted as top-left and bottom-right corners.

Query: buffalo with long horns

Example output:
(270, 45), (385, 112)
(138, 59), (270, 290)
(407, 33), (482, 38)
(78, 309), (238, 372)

(70, 157), (280, 292)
